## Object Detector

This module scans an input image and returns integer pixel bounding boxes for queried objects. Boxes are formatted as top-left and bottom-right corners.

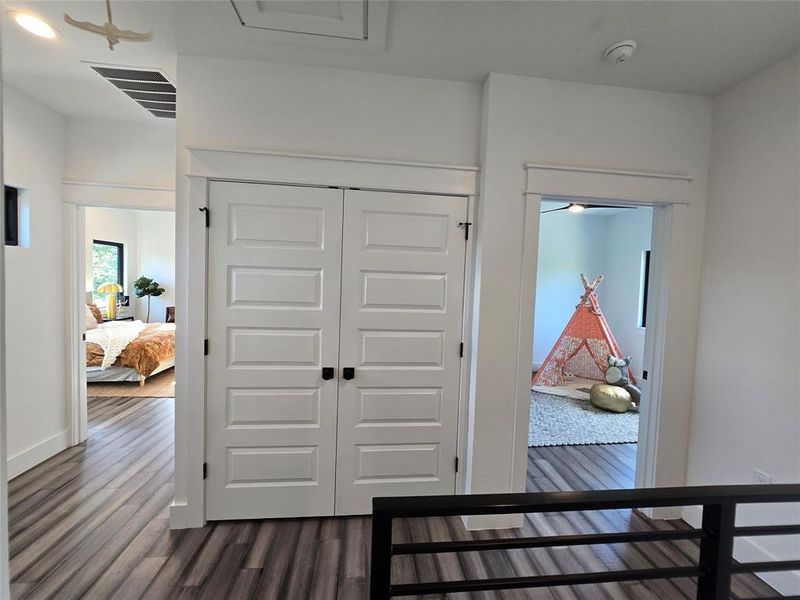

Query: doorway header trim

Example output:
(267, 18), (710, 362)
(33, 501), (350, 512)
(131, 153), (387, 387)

(185, 147), (478, 197)
(524, 163), (693, 205)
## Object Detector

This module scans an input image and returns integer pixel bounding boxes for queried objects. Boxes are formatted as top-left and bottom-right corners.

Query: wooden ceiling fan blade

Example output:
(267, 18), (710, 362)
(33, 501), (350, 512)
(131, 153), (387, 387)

(541, 206), (571, 214)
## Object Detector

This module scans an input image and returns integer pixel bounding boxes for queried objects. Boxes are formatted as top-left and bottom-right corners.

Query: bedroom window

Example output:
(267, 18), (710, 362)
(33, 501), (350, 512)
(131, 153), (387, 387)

(93, 240), (124, 305)
(638, 249), (651, 328)
(4, 186), (19, 246)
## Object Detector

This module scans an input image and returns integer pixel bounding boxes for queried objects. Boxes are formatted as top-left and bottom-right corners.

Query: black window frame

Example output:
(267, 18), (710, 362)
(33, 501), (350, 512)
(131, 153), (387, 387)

(5, 186), (19, 246)
(640, 250), (651, 328)
(92, 239), (125, 299)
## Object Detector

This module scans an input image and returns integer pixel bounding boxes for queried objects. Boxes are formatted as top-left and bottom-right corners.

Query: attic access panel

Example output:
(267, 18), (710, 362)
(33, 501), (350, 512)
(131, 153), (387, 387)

(88, 63), (176, 119)
(230, 0), (368, 40)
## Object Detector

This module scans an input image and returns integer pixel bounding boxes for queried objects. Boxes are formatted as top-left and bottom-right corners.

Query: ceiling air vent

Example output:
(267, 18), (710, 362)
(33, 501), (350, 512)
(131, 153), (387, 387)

(87, 63), (176, 119)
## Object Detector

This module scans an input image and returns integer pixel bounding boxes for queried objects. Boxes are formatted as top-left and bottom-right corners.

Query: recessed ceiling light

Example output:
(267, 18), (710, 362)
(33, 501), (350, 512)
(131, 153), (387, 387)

(9, 11), (58, 39)
(567, 204), (586, 213)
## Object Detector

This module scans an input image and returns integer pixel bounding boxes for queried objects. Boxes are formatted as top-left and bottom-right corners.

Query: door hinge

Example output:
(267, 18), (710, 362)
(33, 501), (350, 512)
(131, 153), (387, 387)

(203, 462), (208, 479)
(459, 342), (464, 358)
(199, 207), (210, 228)
(454, 457), (459, 473)
(204, 339), (209, 355)
(458, 221), (472, 240)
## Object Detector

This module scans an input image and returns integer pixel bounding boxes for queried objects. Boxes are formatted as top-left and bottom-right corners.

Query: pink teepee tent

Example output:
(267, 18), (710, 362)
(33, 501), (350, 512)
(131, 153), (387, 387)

(532, 274), (636, 387)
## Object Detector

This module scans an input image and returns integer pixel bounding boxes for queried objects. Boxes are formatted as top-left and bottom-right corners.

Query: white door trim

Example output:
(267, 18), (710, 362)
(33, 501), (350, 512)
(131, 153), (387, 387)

(636, 206), (673, 493)
(176, 147), (479, 528)
(518, 163), (689, 510)
(185, 147), (478, 196)
(64, 203), (87, 446)
(455, 194), (476, 496)
(63, 183), (176, 449)
(524, 163), (692, 204)
(0, 67), (10, 600)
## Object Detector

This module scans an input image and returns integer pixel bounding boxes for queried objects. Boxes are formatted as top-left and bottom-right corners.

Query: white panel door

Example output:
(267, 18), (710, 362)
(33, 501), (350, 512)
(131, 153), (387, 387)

(335, 191), (468, 515)
(205, 181), (343, 520)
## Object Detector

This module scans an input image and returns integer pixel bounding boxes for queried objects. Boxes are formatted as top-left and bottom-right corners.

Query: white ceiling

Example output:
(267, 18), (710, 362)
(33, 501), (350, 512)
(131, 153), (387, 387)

(3, 1), (177, 123)
(3, 1), (799, 123)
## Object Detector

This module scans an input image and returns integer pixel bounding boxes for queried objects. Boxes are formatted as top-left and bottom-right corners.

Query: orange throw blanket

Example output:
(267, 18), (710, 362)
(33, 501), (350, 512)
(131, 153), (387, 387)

(86, 323), (175, 377)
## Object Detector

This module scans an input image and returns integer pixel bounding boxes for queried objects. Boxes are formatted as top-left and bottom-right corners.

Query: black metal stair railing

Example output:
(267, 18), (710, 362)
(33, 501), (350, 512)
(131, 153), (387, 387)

(369, 484), (800, 600)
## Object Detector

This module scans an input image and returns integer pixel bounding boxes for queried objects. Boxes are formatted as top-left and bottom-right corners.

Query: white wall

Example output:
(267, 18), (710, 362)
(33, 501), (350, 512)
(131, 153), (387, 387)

(136, 210), (175, 323)
(599, 209), (653, 377)
(84, 207), (175, 323)
(533, 208), (653, 376)
(176, 56), (481, 165)
(3, 85), (69, 478)
(65, 118), (176, 189)
(475, 73), (711, 516)
(533, 211), (606, 366)
(686, 54), (800, 594)
(174, 54), (715, 528)
(173, 55), (482, 523)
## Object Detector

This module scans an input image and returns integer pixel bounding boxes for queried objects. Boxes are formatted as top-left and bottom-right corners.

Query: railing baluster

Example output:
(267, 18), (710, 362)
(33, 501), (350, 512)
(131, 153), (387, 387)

(696, 501), (737, 599)
(370, 509), (393, 600)
(370, 485), (800, 599)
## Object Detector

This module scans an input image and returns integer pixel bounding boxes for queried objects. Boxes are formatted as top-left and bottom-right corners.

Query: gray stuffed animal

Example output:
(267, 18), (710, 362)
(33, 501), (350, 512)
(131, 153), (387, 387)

(604, 355), (631, 386)
(605, 355), (642, 408)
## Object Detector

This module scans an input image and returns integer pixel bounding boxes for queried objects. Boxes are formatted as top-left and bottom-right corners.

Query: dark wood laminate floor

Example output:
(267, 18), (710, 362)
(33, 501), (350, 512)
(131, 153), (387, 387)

(8, 396), (780, 599)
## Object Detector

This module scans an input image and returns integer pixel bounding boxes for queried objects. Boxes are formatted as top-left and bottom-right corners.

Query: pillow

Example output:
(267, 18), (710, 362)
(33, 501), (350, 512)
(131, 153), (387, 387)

(87, 303), (103, 324)
(85, 305), (99, 330)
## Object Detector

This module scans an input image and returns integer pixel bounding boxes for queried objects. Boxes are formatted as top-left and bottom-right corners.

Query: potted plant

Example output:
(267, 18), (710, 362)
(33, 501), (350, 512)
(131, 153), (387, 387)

(133, 276), (165, 323)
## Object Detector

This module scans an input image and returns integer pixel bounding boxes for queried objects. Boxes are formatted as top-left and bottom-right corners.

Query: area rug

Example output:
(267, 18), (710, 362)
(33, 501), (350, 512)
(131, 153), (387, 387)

(532, 377), (597, 401)
(529, 390), (639, 447)
(87, 368), (175, 398)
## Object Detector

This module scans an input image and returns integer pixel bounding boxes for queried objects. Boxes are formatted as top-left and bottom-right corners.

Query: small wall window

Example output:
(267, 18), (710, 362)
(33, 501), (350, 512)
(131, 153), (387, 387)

(92, 240), (124, 305)
(638, 250), (651, 328)
(4, 186), (19, 246)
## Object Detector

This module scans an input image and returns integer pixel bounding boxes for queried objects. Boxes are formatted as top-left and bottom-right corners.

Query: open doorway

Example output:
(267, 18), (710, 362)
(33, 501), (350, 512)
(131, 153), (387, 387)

(529, 199), (654, 485)
(83, 207), (176, 399)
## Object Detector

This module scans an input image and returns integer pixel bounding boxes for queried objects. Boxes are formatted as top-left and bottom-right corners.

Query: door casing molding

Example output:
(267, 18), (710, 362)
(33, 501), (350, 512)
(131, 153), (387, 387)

(517, 163), (690, 521)
(62, 183), (176, 451)
(174, 147), (478, 528)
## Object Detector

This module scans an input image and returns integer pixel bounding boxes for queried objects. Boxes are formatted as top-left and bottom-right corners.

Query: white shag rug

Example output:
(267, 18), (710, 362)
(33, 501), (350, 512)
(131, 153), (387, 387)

(529, 390), (639, 447)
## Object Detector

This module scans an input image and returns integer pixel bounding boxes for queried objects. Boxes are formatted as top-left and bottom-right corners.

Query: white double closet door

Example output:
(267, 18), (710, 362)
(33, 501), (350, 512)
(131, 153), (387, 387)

(205, 181), (468, 520)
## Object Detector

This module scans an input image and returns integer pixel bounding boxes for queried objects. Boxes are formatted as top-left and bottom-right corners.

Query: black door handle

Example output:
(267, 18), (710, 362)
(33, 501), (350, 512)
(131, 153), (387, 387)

(342, 367), (355, 380)
(322, 367), (335, 380)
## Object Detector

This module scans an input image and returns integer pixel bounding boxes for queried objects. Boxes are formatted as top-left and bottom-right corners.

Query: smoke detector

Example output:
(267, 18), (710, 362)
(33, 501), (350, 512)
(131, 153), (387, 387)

(603, 40), (638, 64)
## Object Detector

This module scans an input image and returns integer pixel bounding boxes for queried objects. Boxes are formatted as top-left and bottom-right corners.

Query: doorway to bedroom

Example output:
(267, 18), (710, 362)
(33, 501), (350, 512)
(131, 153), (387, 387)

(529, 199), (654, 483)
(83, 207), (176, 399)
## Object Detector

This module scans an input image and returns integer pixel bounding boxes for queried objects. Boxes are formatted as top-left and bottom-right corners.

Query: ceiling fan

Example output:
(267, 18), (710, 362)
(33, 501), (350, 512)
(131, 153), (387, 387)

(64, 0), (153, 51)
(541, 202), (636, 214)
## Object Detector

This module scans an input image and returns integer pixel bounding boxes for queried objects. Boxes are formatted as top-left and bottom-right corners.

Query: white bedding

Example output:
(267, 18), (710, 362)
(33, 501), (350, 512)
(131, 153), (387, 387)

(85, 320), (147, 369)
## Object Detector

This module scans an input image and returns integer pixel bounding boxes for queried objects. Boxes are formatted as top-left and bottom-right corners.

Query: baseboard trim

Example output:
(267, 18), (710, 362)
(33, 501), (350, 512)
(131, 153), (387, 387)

(462, 514), (524, 530)
(734, 534), (800, 595)
(637, 506), (683, 520)
(7, 430), (70, 479)
(169, 502), (189, 529)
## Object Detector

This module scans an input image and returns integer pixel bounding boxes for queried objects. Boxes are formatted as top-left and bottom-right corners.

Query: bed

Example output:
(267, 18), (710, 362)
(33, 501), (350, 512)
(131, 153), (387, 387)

(86, 321), (176, 386)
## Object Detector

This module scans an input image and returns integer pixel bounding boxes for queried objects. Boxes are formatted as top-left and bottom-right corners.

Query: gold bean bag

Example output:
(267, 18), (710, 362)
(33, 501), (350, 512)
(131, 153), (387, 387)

(590, 384), (632, 413)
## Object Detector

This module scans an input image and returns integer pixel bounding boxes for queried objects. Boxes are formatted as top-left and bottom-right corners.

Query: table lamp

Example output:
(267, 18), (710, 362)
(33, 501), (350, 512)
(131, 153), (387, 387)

(97, 282), (124, 320)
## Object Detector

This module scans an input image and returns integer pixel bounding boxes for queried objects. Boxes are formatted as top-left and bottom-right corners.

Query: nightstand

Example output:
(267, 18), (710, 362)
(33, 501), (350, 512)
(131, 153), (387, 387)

(103, 313), (135, 322)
